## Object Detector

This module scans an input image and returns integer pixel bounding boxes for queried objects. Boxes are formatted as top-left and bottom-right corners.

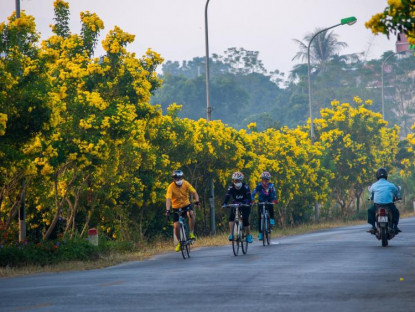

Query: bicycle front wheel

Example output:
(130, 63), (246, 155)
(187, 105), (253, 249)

(185, 241), (190, 257)
(261, 214), (266, 247)
(232, 221), (240, 256)
(241, 228), (248, 255)
(265, 215), (270, 246)
(179, 224), (189, 259)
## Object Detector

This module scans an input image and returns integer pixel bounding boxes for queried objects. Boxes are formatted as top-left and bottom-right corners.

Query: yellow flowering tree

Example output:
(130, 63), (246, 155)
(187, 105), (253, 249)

(314, 97), (400, 215)
(0, 11), (51, 238)
(366, 0), (415, 46)
(245, 125), (331, 225)
(19, 0), (164, 241)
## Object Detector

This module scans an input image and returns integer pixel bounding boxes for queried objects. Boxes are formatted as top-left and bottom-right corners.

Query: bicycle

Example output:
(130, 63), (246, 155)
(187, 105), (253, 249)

(168, 207), (193, 259)
(224, 203), (250, 256)
(255, 202), (275, 246)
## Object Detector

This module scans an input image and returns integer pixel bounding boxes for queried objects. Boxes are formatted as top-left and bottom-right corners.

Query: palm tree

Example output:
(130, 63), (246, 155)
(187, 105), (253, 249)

(288, 63), (308, 83)
(292, 28), (348, 72)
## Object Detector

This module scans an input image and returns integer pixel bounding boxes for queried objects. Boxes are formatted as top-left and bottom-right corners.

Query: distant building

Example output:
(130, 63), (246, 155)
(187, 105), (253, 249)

(396, 33), (410, 53)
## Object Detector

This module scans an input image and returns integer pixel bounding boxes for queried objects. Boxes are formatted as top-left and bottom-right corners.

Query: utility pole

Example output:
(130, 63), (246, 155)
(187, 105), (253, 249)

(15, 0), (20, 18)
(205, 0), (215, 235)
(15, 0), (26, 242)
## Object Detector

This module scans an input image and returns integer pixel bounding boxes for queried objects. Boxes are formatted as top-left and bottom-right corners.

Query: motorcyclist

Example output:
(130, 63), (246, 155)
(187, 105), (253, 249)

(367, 168), (401, 234)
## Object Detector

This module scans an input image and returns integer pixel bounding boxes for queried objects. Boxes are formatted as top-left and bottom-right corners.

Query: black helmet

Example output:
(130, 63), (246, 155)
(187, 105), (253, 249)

(172, 170), (184, 179)
(376, 168), (388, 180)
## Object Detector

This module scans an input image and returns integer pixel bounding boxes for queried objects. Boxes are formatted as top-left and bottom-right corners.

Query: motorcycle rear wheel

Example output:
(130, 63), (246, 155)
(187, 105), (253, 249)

(381, 227), (388, 247)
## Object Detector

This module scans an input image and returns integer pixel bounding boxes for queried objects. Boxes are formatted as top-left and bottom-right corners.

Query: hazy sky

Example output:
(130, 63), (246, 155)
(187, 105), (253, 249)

(1, 0), (395, 75)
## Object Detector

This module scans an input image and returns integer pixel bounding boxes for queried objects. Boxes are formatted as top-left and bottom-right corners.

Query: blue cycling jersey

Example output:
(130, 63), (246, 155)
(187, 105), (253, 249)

(369, 178), (400, 204)
(251, 183), (277, 202)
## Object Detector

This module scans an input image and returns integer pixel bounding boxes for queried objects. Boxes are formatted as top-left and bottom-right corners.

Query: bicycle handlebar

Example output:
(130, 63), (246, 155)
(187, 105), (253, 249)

(166, 206), (192, 221)
(223, 203), (251, 208)
(255, 202), (276, 205)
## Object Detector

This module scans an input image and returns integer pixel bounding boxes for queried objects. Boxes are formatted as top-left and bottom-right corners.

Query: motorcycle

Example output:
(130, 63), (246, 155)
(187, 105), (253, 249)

(374, 204), (396, 247)
(368, 186), (401, 247)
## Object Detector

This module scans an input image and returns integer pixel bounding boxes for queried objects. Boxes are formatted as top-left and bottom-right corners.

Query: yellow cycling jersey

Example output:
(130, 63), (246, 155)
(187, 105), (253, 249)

(166, 180), (196, 209)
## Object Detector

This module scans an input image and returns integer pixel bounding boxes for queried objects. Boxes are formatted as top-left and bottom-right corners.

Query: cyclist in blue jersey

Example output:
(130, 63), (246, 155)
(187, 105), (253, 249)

(251, 171), (277, 240)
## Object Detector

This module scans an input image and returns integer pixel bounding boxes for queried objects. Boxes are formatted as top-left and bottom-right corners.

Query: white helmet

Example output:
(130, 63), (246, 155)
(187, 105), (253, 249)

(232, 171), (244, 181)
(260, 171), (271, 180)
(172, 170), (184, 179)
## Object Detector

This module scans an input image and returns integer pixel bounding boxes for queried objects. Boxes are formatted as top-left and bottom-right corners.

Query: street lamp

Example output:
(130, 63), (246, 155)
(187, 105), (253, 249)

(307, 16), (357, 142)
(306, 16), (356, 222)
(381, 51), (405, 120)
(204, 0), (215, 235)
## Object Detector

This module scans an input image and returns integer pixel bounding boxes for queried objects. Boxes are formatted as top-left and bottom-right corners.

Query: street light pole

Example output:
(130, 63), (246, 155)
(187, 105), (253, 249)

(205, 0), (215, 235)
(307, 17), (357, 143)
(307, 16), (356, 222)
(205, 0), (211, 122)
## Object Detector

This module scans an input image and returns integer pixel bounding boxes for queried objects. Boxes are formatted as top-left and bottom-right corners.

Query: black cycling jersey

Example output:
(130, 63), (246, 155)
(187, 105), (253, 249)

(222, 183), (251, 205)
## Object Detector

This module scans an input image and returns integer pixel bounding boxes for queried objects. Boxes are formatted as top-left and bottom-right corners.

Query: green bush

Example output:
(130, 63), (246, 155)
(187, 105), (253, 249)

(0, 237), (101, 267)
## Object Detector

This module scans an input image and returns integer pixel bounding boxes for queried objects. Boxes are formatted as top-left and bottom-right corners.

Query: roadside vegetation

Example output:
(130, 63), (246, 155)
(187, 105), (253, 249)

(0, 219), (379, 278)
(1, 0), (415, 274)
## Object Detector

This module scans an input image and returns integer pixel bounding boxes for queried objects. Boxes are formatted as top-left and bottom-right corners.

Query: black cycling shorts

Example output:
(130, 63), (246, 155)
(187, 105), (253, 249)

(229, 205), (251, 227)
(171, 205), (193, 223)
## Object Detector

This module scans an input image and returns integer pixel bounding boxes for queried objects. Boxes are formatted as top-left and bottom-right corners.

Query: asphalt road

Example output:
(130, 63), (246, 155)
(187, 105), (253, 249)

(1, 218), (415, 312)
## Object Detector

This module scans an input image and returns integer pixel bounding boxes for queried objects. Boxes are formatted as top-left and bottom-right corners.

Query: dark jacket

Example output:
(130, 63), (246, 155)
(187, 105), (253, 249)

(222, 183), (251, 205)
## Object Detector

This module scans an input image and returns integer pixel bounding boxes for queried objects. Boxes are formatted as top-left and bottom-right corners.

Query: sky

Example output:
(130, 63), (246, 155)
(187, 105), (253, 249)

(0, 0), (396, 76)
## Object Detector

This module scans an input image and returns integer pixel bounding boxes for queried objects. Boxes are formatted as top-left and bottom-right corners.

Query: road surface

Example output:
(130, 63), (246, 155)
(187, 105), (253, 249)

(1, 218), (415, 311)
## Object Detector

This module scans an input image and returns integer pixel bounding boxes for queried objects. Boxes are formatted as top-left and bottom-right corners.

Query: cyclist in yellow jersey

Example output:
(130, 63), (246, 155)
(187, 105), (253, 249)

(166, 170), (200, 252)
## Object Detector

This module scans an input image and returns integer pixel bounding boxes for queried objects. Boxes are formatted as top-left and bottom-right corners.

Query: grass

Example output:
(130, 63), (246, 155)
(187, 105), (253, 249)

(1, 213), (413, 279)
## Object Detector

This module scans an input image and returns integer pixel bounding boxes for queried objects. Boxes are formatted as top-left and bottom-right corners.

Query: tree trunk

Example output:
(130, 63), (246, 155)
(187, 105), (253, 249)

(43, 177), (64, 241)
(65, 186), (82, 237)
(355, 188), (363, 214)
(64, 198), (74, 235)
(80, 201), (96, 237)
(6, 199), (19, 229)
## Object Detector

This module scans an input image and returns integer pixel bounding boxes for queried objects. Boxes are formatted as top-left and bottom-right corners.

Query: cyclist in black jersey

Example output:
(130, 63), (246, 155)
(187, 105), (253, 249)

(222, 171), (253, 243)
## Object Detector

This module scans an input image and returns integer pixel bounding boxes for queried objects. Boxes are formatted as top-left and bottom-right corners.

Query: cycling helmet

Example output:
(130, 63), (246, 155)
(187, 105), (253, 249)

(231, 171), (244, 181)
(172, 170), (184, 179)
(260, 171), (271, 180)
(376, 168), (388, 180)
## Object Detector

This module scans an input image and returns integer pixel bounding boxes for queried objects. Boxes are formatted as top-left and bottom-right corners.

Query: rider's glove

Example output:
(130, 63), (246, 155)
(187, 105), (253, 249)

(194, 201), (200, 206)
(272, 200), (278, 204)
(165, 210), (170, 217)
(222, 203), (226, 208)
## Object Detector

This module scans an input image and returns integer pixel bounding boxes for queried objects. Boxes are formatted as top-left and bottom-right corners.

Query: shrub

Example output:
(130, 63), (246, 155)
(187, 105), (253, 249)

(0, 237), (100, 267)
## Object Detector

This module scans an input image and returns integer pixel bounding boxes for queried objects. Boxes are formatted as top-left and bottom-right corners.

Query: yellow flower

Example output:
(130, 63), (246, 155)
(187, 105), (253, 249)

(0, 113), (8, 136)
(387, 0), (403, 8)
(41, 162), (54, 175)
(247, 122), (257, 130)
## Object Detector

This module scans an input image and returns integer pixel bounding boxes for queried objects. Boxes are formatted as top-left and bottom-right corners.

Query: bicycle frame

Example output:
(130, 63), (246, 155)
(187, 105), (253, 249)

(171, 207), (192, 259)
(225, 203), (249, 256)
(256, 202), (274, 246)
